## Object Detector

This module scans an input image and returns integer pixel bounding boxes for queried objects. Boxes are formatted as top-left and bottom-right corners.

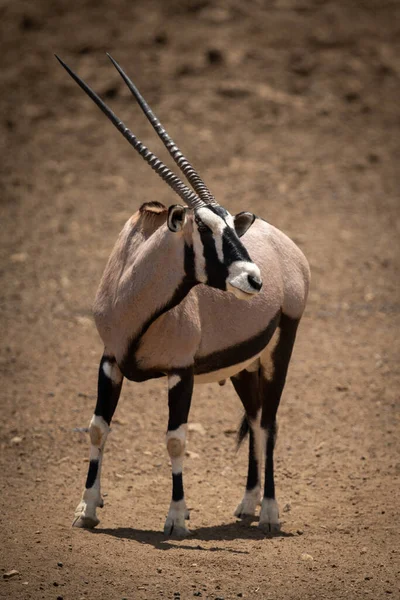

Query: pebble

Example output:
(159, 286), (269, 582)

(57, 562), (63, 567)
(360, 547), (367, 554)
(283, 503), (291, 513)
(10, 252), (28, 263)
(3, 570), (19, 579)
(300, 553), (314, 561)
(10, 436), (23, 445)
(188, 423), (206, 436)
(185, 450), (200, 459)
(297, 529), (304, 535)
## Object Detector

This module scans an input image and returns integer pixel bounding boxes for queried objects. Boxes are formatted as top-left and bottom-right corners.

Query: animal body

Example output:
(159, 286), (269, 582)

(57, 54), (310, 538)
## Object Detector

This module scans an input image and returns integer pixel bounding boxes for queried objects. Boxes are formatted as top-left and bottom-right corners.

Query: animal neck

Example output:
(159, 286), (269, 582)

(130, 225), (196, 337)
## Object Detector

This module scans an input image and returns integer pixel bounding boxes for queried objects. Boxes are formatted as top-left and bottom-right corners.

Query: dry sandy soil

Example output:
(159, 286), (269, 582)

(1, 1), (399, 599)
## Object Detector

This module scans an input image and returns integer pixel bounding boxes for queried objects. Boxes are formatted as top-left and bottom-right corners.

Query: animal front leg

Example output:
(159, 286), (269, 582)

(164, 370), (193, 539)
(73, 353), (123, 528)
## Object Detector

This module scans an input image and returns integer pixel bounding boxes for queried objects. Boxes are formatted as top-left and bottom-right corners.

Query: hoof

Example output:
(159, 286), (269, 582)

(234, 488), (260, 518)
(163, 521), (191, 539)
(258, 498), (280, 533)
(258, 521), (281, 534)
(234, 504), (256, 519)
(72, 514), (100, 529)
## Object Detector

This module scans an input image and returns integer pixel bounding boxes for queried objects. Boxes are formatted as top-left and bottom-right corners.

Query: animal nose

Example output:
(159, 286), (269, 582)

(248, 274), (262, 291)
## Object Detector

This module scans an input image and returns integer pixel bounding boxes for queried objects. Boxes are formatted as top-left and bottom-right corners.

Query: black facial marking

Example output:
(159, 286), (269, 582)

(195, 311), (281, 376)
(172, 473), (184, 502)
(95, 356), (123, 424)
(206, 205), (229, 219)
(199, 227), (229, 290)
(222, 228), (252, 266)
(85, 460), (99, 489)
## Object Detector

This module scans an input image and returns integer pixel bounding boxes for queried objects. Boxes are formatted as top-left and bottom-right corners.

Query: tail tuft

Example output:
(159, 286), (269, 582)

(237, 414), (249, 449)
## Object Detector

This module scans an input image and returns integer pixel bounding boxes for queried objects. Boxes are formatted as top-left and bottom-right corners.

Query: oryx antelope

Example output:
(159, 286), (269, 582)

(57, 54), (310, 538)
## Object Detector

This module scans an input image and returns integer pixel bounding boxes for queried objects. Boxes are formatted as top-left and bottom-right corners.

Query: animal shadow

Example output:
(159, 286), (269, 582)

(92, 520), (294, 552)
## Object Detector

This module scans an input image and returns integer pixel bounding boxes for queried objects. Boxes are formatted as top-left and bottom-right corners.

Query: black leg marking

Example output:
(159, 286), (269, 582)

(231, 369), (261, 492)
(247, 429), (259, 492)
(95, 355), (123, 424)
(167, 369), (194, 432)
(172, 473), (184, 502)
(85, 460), (99, 489)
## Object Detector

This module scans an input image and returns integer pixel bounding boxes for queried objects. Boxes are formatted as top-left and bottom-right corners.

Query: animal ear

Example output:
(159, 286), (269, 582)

(167, 205), (187, 232)
(234, 211), (256, 237)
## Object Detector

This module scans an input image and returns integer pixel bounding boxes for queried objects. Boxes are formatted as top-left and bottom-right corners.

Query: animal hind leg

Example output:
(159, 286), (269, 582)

(259, 314), (299, 532)
(73, 352), (123, 528)
(231, 367), (263, 518)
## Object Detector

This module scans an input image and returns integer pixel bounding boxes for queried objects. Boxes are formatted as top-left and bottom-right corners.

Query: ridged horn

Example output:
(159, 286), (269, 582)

(55, 55), (204, 208)
(107, 53), (217, 206)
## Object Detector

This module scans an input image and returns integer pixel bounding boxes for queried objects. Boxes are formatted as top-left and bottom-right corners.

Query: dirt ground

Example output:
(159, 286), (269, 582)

(1, 0), (399, 599)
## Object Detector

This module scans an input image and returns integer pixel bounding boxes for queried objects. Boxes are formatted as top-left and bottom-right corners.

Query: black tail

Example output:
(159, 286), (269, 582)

(237, 414), (250, 449)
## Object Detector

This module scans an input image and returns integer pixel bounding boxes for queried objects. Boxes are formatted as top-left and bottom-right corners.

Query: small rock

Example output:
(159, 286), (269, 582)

(157, 568), (162, 573)
(10, 436), (23, 445)
(283, 503), (291, 513)
(3, 570), (19, 579)
(10, 252), (28, 263)
(300, 553), (314, 561)
(297, 529), (304, 535)
(193, 593), (202, 597)
(115, 473), (124, 479)
(188, 423), (206, 436)
(185, 450), (200, 459)
(57, 562), (63, 568)
(360, 547), (367, 554)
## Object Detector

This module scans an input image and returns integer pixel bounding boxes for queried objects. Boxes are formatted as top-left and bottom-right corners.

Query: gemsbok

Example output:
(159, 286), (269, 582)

(56, 54), (310, 538)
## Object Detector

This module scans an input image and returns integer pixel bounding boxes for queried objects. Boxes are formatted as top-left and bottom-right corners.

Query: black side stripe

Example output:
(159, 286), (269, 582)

(194, 311), (281, 376)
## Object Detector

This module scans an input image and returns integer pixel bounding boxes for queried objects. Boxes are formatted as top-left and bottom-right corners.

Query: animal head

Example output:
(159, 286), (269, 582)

(168, 204), (262, 299)
(56, 54), (262, 300)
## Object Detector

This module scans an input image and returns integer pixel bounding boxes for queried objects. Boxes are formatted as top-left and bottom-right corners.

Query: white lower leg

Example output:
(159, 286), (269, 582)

(73, 415), (109, 528)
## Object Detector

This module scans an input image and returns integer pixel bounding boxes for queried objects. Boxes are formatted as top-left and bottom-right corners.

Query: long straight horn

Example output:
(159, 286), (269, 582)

(55, 55), (204, 208)
(107, 53), (217, 206)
